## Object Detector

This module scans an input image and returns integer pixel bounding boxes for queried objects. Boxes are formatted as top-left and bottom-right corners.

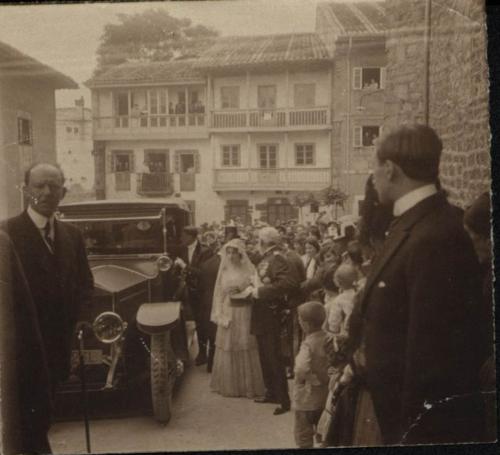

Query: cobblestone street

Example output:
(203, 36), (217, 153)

(50, 360), (295, 453)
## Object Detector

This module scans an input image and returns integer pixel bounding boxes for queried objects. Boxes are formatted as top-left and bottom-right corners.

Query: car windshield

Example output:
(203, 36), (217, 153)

(73, 218), (165, 255)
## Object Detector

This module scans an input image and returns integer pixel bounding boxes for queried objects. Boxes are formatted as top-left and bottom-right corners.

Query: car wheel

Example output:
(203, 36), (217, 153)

(150, 332), (174, 424)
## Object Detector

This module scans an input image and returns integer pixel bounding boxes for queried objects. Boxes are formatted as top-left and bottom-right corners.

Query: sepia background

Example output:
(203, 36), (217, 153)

(0, 0), (496, 452)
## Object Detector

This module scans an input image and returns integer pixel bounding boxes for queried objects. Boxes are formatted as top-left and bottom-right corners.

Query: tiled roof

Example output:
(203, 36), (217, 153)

(0, 40), (77, 88)
(318, 1), (387, 36)
(86, 59), (204, 87)
(196, 33), (332, 69)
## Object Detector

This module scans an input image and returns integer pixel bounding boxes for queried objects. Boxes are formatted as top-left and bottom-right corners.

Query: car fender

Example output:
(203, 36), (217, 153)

(136, 302), (181, 335)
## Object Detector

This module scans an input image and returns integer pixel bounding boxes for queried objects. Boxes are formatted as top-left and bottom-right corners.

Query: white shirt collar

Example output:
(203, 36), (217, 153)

(27, 205), (54, 230)
(393, 184), (437, 217)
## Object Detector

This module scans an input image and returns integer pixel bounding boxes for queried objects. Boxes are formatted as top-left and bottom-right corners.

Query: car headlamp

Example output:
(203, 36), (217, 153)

(157, 254), (173, 272)
(93, 311), (127, 344)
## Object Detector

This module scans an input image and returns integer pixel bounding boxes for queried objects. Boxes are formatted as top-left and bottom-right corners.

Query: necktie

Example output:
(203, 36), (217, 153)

(44, 221), (55, 253)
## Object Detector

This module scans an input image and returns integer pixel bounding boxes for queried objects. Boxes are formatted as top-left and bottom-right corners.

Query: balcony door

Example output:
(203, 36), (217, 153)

(114, 92), (129, 127)
(175, 150), (199, 191)
(258, 85), (276, 109)
(225, 200), (249, 225)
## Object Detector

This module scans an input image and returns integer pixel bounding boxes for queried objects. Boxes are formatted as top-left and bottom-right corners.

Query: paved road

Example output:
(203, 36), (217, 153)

(50, 362), (295, 453)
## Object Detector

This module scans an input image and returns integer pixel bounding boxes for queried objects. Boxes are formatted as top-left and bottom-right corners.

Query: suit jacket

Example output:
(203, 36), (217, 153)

(179, 241), (213, 304)
(285, 250), (306, 308)
(2, 211), (94, 386)
(0, 231), (52, 454)
(198, 253), (221, 313)
(251, 246), (298, 335)
(355, 193), (484, 445)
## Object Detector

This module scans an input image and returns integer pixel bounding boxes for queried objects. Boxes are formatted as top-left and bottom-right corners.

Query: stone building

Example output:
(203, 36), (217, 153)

(0, 40), (77, 218)
(383, 0), (490, 207)
(316, 0), (387, 215)
(56, 98), (95, 202)
(87, 1), (388, 225)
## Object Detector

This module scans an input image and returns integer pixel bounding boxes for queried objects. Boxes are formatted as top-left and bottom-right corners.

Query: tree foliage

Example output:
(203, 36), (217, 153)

(94, 9), (219, 76)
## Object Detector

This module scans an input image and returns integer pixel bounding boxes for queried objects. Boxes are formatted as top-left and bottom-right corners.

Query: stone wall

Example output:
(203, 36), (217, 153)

(385, 0), (490, 207)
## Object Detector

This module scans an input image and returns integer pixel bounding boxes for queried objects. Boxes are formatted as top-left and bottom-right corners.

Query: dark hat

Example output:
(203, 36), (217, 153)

(183, 226), (199, 237)
(464, 192), (491, 238)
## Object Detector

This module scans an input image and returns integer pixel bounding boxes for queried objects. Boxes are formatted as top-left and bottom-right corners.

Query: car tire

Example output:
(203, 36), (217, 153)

(150, 332), (173, 424)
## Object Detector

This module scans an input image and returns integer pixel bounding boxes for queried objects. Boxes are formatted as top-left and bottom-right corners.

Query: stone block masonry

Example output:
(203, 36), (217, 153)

(385, 0), (490, 208)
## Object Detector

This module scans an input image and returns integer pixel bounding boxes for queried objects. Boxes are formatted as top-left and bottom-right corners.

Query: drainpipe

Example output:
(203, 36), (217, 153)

(345, 37), (353, 208)
(423, 0), (432, 125)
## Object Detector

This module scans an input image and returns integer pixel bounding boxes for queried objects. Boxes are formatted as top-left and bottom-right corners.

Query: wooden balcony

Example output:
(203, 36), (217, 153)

(136, 172), (174, 196)
(211, 107), (330, 131)
(213, 167), (331, 191)
(93, 114), (208, 140)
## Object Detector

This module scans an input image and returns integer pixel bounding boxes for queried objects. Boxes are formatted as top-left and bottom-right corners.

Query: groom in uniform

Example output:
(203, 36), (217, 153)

(247, 227), (298, 415)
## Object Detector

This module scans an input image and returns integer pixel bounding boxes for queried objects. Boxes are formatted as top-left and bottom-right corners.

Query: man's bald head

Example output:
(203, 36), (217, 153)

(24, 162), (65, 186)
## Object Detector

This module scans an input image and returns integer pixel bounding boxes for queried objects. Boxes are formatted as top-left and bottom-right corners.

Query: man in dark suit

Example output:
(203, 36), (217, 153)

(176, 226), (213, 365)
(247, 227), (298, 415)
(0, 231), (52, 454)
(2, 163), (93, 452)
(198, 251), (221, 372)
(354, 125), (484, 445)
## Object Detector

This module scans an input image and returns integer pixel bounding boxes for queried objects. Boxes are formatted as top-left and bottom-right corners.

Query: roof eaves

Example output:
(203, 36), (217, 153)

(0, 41), (77, 89)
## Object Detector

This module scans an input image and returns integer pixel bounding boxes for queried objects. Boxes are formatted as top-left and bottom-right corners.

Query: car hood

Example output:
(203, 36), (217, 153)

(91, 264), (153, 294)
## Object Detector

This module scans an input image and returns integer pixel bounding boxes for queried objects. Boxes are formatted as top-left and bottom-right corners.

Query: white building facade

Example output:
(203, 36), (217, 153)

(86, 2), (387, 225)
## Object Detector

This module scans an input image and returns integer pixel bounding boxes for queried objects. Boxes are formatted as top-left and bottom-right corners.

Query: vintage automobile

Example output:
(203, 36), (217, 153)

(54, 198), (191, 424)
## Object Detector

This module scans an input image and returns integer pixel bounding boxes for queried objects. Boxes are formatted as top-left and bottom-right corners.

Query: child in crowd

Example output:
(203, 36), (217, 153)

(324, 263), (358, 336)
(293, 301), (330, 449)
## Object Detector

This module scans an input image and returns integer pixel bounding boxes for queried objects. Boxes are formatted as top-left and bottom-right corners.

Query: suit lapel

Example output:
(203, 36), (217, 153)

(360, 193), (446, 313)
(191, 242), (201, 266)
(361, 228), (409, 311)
(19, 212), (54, 269)
(54, 220), (72, 278)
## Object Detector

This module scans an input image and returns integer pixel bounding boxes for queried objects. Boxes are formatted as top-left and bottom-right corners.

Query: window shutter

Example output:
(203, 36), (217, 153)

(380, 67), (387, 89)
(353, 67), (362, 90)
(194, 151), (200, 173)
(174, 151), (180, 173)
(353, 126), (362, 147)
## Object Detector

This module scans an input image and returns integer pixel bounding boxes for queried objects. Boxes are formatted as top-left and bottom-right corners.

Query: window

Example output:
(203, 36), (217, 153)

(294, 84), (316, 108)
(66, 126), (72, 133)
(353, 67), (386, 90)
(17, 117), (32, 145)
(353, 126), (381, 147)
(258, 85), (277, 109)
(111, 150), (134, 172)
(295, 144), (315, 165)
(221, 87), (239, 109)
(258, 144), (278, 168)
(144, 150), (169, 173)
(221, 145), (241, 167)
(74, 127), (79, 134)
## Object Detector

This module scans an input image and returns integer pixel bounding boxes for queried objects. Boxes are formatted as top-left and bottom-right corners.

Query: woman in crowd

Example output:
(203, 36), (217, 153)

(210, 238), (265, 398)
(301, 238), (321, 281)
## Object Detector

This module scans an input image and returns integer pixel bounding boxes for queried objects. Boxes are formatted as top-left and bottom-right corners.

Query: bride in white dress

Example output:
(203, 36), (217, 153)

(210, 239), (265, 398)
